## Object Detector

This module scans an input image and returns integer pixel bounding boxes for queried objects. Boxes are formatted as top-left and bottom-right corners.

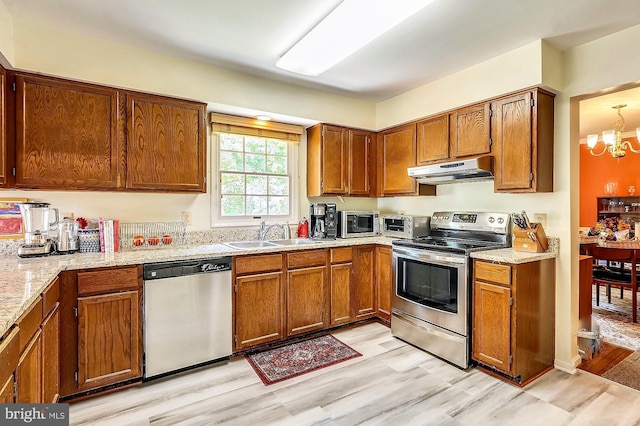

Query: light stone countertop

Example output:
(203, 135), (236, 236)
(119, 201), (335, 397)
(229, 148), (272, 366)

(0, 236), (392, 338)
(471, 236), (559, 264)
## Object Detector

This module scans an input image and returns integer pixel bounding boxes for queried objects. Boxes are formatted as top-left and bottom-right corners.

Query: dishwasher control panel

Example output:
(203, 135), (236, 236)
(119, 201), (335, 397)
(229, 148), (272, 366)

(143, 257), (232, 280)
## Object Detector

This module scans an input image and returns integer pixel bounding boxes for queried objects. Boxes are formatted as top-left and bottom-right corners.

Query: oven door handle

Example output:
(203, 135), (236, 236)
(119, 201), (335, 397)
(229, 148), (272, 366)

(392, 247), (466, 266)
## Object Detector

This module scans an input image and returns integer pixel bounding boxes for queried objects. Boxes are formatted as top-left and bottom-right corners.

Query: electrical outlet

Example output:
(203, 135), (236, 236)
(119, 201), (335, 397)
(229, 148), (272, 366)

(533, 213), (547, 229)
(181, 211), (192, 226)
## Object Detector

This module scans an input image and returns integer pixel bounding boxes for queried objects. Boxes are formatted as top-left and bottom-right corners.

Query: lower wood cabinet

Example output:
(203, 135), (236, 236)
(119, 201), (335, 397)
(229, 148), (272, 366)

(353, 245), (376, 320)
(77, 291), (141, 392)
(0, 328), (19, 403)
(472, 258), (555, 385)
(330, 247), (353, 325)
(59, 266), (142, 399)
(375, 246), (393, 322)
(16, 328), (42, 403)
(0, 375), (13, 403)
(41, 302), (60, 403)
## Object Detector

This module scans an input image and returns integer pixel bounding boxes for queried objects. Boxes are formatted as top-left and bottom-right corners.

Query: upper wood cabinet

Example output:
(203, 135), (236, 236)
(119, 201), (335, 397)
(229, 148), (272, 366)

(492, 88), (554, 193)
(417, 114), (450, 164)
(126, 93), (206, 192)
(15, 74), (124, 190)
(307, 124), (373, 196)
(450, 102), (491, 158)
(376, 123), (418, 196)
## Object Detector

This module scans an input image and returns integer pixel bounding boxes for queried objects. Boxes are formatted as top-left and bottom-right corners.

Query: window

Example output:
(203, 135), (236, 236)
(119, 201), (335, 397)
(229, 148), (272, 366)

(219, 132), (292, 217)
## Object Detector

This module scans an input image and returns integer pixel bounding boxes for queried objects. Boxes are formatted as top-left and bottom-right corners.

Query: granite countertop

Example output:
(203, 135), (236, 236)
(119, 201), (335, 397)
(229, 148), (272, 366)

(471, 236), (559, 264)
(0, 236), (392, 338)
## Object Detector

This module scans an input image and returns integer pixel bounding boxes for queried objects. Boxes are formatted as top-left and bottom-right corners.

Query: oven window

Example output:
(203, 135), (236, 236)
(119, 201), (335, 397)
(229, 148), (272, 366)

(398, 258), (458, 313)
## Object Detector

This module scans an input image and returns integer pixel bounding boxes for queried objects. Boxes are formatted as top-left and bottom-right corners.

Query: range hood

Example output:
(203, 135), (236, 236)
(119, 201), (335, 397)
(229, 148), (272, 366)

(408, 156), (493, 185)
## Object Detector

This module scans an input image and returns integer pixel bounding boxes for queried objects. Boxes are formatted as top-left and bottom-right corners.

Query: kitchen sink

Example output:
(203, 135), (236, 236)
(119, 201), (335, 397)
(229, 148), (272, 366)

(223, 240), (278, 249)
(269, 238), (320, 246)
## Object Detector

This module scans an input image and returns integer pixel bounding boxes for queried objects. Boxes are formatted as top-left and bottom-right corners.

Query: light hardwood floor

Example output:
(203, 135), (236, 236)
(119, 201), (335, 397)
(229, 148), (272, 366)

(70, 322), (640, 425)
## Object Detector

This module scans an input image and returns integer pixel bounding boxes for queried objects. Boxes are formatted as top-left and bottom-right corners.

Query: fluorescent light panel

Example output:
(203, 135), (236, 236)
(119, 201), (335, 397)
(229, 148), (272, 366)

(277, 0), (434, 76)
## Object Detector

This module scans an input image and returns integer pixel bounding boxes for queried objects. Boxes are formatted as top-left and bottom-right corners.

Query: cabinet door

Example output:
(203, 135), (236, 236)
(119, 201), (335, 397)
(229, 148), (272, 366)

(349, 130), (372, 196)
(417, 114), (450, 164)
(330, 263), (352, 325)
(0, 65), (7, 188)
(353, 246), (376, 319)
(235, 271), (284, 350)
(42, 304), (60, 403)
(321, 125), (348, 195)
(450, 103), (491, 158)
(377, 123), (417, 196)
(287, 266), (329, 336)
(492, 92), (533, 191)
(472, 281), (512, 374)
(16, 330), (42, 403)
(375, 246), (393, 322)
(126, 93), (206, 192)
(77, 291), (142, 392)
(15, 74), (123, 189)
(0, 375), (13, 403)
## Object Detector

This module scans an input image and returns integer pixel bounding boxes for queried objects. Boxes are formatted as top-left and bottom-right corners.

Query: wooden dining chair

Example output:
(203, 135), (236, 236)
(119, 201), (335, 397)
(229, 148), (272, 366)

(588, 246), (638, 323)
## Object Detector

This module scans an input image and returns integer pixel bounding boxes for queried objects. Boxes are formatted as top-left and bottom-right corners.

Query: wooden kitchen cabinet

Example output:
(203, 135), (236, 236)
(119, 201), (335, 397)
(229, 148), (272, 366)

(0, 64), (9, 188)
(0, 328), (19, 403)
(353, 245), (376, 320)
(492, 88), (554, 193)
(417, 114), (450, 164)
(15, 297), (43, 403)
(375, 246), (393, 322)
(307, 124), (373, 196)
(330, 247), (353, 325)
(234, 254), (285, 350)
(376, 123), (418, 196)
(472, 258), (555, 385)
(286, 250), (329, 336)
(14, 73), (124, 190)
(450, 102), (491, 158)
(126, 92), (206, 192)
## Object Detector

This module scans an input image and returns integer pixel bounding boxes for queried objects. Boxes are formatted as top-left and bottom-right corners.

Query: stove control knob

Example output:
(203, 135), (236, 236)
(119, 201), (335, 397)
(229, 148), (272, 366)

(488, 216), (495, 223)
(497, 217), (505, 224)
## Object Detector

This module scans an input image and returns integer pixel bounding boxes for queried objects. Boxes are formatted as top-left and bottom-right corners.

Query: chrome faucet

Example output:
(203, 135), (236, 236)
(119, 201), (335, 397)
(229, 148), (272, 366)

(259, 220), (290, 240)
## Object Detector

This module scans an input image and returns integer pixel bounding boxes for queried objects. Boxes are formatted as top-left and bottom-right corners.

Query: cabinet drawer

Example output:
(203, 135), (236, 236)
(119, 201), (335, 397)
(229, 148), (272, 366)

(331, 247), (352, 264)
(77, 267), (140, 296)
(236, 254), (283, 275)
(17, 297), (43, 352)
(475, 261), (511, 286)
(287, 249), (328, 269)
(0, 328), (19, 383)
(42, 277), (60, 316)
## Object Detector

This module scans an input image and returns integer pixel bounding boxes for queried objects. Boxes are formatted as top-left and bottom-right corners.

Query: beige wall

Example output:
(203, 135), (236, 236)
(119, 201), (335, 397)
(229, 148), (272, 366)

(0, 0), (13, 66)
(2, 7), (640, 370)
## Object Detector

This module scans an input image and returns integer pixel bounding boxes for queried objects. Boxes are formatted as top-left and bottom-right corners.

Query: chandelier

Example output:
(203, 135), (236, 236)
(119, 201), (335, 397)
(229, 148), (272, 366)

(586, 104), (640, 159)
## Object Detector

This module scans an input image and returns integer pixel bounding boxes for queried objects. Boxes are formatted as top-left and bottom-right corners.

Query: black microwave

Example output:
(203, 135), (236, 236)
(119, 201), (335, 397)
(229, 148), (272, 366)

(337, 210), (380, 238)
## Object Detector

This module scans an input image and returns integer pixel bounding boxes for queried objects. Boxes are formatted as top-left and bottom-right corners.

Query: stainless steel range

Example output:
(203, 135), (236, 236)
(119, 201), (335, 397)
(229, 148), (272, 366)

(391, 211), (511, 369)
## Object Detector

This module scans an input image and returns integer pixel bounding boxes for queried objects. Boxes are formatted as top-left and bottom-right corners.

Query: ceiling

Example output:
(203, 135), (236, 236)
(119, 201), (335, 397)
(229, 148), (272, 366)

(2, 0), (640, 132)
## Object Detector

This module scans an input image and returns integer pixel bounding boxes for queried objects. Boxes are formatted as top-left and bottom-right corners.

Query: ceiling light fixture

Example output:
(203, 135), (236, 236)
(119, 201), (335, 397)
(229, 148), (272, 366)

(586, 104), (640, 159)
(276, 0), (434, 76)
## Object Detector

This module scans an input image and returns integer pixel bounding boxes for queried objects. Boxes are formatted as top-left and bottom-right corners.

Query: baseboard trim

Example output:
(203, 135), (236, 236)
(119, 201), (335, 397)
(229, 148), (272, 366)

(554, 355), (582, 374)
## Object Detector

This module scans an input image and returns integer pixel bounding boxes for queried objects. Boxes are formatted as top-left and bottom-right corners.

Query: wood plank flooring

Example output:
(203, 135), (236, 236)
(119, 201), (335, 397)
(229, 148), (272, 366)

(578, 342), (633, 376)
(69, 323), (640, 425)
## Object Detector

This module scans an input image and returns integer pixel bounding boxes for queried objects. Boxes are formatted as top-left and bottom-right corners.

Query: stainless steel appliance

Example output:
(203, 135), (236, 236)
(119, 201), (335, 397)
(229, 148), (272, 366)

(143, 257), (232, 379)
(337, 210), (380, 238)
(391, 211), (511, 369)
(309, 203), (337, 240)
(382, 215), (430, 239)
(407, 156), (493, 185)
(17, 202), (59, 257)
(56, 217), (80, 254)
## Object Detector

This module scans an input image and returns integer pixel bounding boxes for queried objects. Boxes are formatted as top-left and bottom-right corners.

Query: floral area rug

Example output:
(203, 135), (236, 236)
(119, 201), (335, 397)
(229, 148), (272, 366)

(246, 334), (361, 385)
(592, 285), (640, 350)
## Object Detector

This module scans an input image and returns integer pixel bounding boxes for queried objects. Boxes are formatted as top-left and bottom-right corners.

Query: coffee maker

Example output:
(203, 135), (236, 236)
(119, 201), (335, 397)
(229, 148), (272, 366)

(17, 202), (59, 257)
(309, 203), (337, 240)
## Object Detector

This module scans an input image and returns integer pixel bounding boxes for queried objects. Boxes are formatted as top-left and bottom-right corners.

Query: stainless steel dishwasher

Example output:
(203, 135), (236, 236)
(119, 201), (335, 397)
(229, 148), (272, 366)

(143, 257), (232, 379)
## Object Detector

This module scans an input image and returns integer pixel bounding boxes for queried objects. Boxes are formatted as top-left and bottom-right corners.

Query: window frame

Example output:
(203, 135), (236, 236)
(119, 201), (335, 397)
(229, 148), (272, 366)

(210, 132), (299, 227)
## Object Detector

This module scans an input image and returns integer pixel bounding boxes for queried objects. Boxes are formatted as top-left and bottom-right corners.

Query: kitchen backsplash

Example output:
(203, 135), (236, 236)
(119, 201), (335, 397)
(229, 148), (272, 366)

(0, 225), (297, 256)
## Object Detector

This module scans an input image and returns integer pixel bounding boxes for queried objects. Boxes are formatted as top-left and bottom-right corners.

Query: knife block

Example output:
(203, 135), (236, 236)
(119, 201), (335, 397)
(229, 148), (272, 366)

(513, 223), (548, 253)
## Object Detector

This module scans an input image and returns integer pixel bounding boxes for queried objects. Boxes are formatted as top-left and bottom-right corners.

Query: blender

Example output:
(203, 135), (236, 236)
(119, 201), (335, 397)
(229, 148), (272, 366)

(17, 202), (59, 257)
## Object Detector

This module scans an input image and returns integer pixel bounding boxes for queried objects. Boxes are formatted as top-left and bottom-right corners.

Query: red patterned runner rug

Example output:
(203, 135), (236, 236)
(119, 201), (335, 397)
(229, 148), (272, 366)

(246, 334), (362, 385)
